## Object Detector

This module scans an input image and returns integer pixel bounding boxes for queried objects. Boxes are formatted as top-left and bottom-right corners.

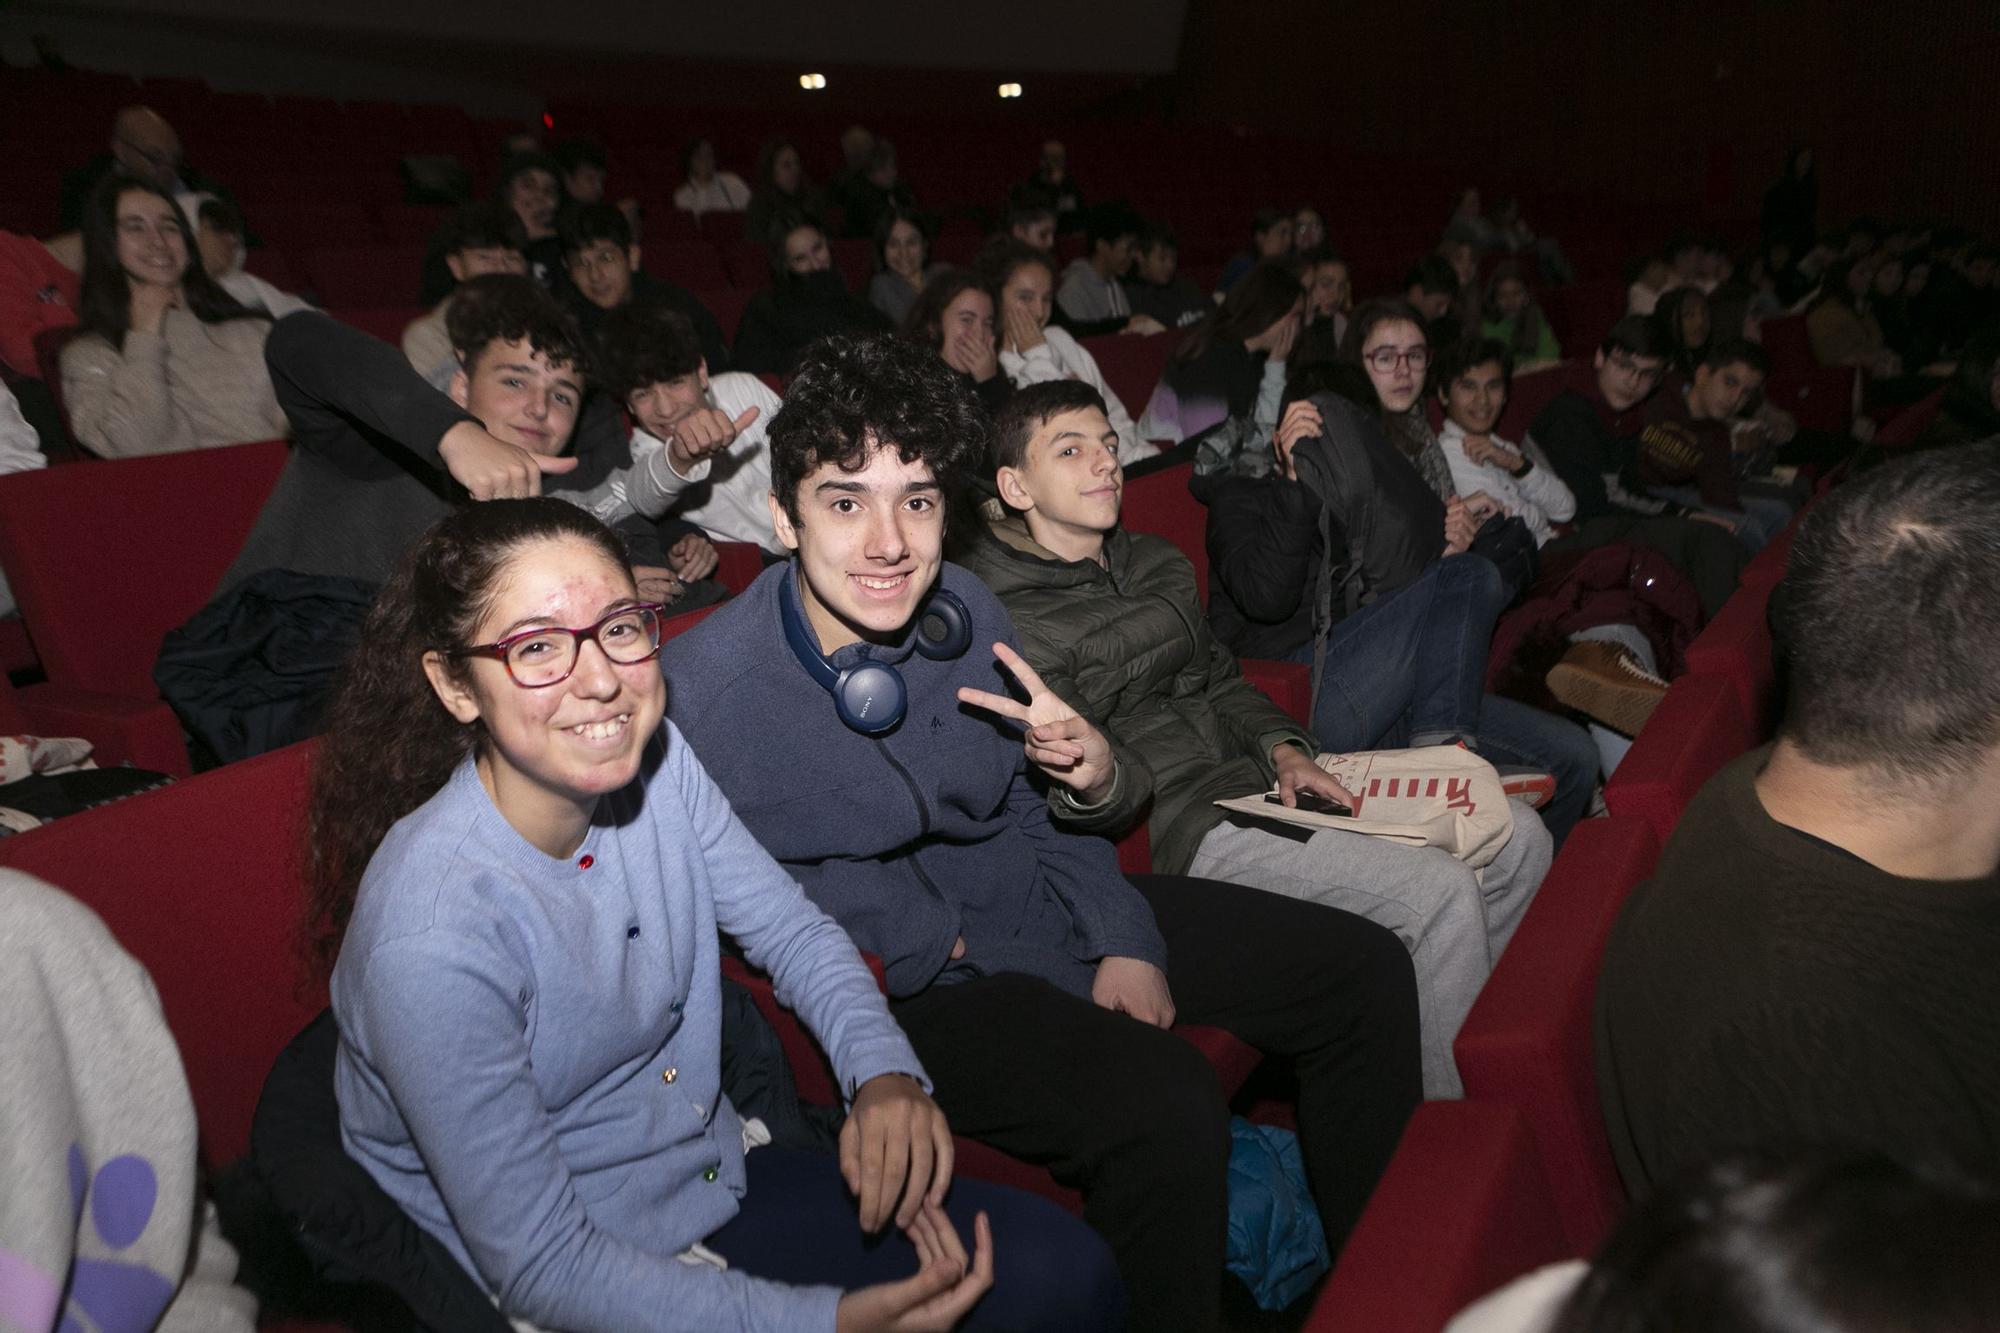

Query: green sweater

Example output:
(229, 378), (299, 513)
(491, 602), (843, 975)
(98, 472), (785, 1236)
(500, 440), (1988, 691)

(961, 520), (1314, 875)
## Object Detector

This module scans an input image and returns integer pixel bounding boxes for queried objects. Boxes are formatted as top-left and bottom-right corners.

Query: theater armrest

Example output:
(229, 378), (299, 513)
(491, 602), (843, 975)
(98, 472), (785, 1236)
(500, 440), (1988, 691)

(1242, 658), (1311, 726)
(14, 682), (190, 776)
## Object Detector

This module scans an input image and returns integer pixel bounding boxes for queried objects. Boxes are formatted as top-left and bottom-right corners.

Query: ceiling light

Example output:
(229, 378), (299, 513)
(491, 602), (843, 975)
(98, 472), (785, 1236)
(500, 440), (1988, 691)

(998, 82), (1023, 99)
(799, 73), (827, 90)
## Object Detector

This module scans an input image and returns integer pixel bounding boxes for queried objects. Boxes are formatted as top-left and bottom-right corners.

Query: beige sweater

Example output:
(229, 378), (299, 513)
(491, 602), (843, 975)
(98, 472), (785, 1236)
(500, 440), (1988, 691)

(60, 309), (289, 459)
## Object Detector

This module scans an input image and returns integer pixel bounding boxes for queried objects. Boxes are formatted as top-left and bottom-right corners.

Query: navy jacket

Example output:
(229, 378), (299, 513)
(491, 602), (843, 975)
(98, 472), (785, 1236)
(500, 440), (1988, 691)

(662, 561), (1168, 1000)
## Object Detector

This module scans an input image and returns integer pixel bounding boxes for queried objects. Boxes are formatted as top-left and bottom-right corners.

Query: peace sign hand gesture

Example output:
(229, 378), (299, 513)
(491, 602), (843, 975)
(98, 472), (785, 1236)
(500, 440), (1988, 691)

(956, 641), (1117, 803)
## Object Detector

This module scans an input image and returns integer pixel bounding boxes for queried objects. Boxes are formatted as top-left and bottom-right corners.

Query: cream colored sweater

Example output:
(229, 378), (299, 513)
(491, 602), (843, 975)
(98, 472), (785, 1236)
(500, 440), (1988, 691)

(60, 308), (289, 459)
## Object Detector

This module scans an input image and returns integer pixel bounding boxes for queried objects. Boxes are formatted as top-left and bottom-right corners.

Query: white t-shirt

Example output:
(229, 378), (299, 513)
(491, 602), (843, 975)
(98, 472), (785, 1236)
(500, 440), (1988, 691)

(632, 372), (786, 553)
(1437, 419), (1577, 547)
(998, 325), (1157, 465)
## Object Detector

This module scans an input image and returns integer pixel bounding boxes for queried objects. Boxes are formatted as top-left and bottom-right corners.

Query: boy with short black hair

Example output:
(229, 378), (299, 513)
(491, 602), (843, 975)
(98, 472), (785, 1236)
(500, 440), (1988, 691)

(1055, 202), (1160, 336)
(1123, 221), (1209, 330)
(1634, 337), (1795, 550)
(662, 335), (1423, 1333)
(1003, 193), (1056, 252)
(557, 202), (729, 369)
(404, 202), (528, 383)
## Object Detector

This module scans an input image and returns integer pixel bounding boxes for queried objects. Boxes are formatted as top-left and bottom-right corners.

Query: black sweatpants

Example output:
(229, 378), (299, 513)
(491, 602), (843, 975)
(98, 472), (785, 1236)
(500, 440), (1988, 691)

(890, 874), (1422, 1333)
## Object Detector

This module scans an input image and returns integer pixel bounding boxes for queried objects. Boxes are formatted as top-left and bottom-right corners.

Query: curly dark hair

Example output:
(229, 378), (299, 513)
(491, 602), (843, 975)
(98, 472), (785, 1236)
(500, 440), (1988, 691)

(768, 332), (987, 522)
(444, 272), (590, 377)
(899, 266), (987, 349)
(301, 499), (629, 977)
(592, 302), (705, 399)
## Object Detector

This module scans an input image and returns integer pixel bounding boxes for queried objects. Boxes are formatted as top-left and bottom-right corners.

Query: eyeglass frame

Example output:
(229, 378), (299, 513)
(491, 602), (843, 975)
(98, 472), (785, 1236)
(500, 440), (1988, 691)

(1363, 344), (1432, 372)
(448, 602), (666, 688)
(1606, 350), (1667, 384)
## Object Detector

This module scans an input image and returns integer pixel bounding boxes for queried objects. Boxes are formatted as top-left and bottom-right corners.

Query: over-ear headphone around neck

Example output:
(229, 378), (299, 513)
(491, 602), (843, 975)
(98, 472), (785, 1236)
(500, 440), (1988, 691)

(779, 567), (972, 735)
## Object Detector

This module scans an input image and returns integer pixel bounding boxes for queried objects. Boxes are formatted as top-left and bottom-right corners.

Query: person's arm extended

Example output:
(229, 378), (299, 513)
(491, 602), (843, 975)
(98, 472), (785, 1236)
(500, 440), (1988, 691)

(61, 330), (199, 458)
(348, 933), (841, 1333)
(264, 310), (473, 469)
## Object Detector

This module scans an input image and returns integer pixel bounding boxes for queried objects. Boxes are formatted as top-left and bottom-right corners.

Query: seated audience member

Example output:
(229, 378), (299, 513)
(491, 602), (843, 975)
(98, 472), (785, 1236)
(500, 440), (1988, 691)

(58, 105), (225, 233)
(558, 202), (729, 369)
(902, 267), (1012, 416)
(497, 153), (565, 283)
(1124, 221), (1213, 331)
(1529, 315), (1748, 615)
(316, 498), (1121, 1333)
(1480, 260), (1560, 368)
(839, 139), (916, 241)
(1442, 186), (1504, 253)
(192, 195), (313, 320)
(551, 137), (608, 205)
(1434, 338), (1576, 548)
(1055, 202), (1164, 337)
(982, 239), (1153, 464)
(1404, 254), (1463, 340)
(1652, 284), (1711, 378)
(0, 228), (81, 380)
(60, 176), (285, 459)
(1022, 140), (1084, 231)
(827, 125), (877, 225)
(966, 378), (1551, 1100)
(1486, 194), (1575, 285)
(595, 302), (784, 554)
(1914, 322), (2000, 451)
(660, 334), (1423, 1332)
(1218, 209), (1296, 294)
(1002, 193), (1057, 253)
(1761, 146), (1819, 258)
(1296, 245), (1353, 358)
(1140, 262), (1301, 445)
(1, 873), (259, 1333)
(732, 217), (891, 376)
(1441, 237), (1484, 328)
(222, 275), (690, 598)
(866, 206), (941, 328)
(1626, 253), (1674, 317)
(1293, 204), (1327, 254)
(744, 138), (825, 250)
(1597, 444), (2000, 1194)
(404, 202), (528, 384)
(0, 382), (46, 613)
(1635, 339), (1796, 552)
(1339, 299), (1464, 507)
(673, 136), (751, 217)
(1448, 1151), (2000, 1333)
(1807, 255), (1898, 376)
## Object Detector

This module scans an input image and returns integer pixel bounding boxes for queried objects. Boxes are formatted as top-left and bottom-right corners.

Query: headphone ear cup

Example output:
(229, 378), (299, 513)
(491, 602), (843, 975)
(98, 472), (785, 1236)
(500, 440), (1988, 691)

(832, 661), (908, 735)
(915, 589), (973, 662)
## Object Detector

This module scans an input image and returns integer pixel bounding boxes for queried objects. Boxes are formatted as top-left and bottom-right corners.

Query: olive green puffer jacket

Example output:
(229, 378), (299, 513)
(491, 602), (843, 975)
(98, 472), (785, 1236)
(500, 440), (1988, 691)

(961, 519), (1315, 875)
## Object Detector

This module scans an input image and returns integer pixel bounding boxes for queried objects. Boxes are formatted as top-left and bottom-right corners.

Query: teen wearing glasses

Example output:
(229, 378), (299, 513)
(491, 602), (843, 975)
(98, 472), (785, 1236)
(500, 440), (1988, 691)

(311, 499), (1122, 1333)
(59, 175), (286, 458)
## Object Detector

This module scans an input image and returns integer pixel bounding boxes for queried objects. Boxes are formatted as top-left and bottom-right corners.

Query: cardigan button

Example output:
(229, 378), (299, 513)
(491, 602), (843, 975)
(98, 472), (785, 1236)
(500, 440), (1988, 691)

(702, 1167), (719, 1183)
(661, 1067), (678, 1085)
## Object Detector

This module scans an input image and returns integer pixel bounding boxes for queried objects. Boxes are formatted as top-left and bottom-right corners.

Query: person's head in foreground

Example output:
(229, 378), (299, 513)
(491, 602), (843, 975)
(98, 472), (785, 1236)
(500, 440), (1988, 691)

(444, 273), (590, 457)
(1543, 1150), (2000, 1333)
(991, 381), (1122, 562)
(766, 333), (986, 652)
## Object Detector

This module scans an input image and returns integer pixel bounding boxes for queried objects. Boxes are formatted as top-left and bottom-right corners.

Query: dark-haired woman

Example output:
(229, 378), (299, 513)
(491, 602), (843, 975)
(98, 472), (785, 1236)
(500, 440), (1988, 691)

(732, 218), (891, 376)
(673, 136), (751, 218)
(902, 268), (1012, 416)
(1216, 208), (1295, 295)
(60, 176), (286, 457)
(315, 499), (1124, 1333)
(868, 206), (943, 327)
(1479, 261), (1561, 369)
(1139, 261), (1301, 445)
(745, 138), (824, 248)
(1651, 286), (1710, 379)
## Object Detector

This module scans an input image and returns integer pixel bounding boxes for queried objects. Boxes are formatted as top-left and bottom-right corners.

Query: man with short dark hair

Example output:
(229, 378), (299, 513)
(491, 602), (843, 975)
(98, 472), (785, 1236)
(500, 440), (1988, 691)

(1531, 316), (1748, 614)
(1123, 221), (1210, 330)
(1598, 442), (2000, 1193)
(404, 202), (527, 383)
(1633, 338), (1795, 551)
(1003, 194), (1057, 253)
(1054, 202), (1163, 338)
(661, 335), (1422, 1333)
(557, 202), (729, 369)
(1404, 254), (1460, 326)
(58, 106), (228, 232)
(550, 137), (608, 204)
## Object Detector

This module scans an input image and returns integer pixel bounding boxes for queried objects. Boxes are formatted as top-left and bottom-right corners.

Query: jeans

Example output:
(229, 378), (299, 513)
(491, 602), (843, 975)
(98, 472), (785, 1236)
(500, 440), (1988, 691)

(1286, 555), (1502, 753)
(1471, 694), (1601, 845)
(890, 875), (1421, 1332)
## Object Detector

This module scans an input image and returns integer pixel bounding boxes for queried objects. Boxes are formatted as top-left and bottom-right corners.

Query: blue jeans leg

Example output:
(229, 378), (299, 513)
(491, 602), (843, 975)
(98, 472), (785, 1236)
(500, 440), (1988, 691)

(1290, 555), (1504, 754)
(1473, 693), (1600, 846)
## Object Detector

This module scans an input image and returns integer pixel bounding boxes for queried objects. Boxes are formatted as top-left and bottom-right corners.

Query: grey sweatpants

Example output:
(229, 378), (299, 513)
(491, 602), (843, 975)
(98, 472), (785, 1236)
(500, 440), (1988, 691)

(1187, 800), (1553, 1098)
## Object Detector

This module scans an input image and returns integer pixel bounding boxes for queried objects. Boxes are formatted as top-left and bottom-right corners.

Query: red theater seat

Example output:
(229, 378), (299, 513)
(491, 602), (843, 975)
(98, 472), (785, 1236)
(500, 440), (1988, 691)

(698, 287), (752, 343)
(1079, 331), (1174, 421)
(306, 245), (427, 309)
(1307, 1102), (1572, 1333)
(1455, 817), (1659, 1252)
(1738, 521), (1796, 592)
(1758, 315), (1858, 434)
(712, 541), (767, 595)
(1603, 674), (1755, 845)
(646, 241), (731, 293)
(329, 307), (428, 347)
(1681, 582), (1778, 734)
(1120, 461), (1209, 603)
(0, 741), (327, 1169)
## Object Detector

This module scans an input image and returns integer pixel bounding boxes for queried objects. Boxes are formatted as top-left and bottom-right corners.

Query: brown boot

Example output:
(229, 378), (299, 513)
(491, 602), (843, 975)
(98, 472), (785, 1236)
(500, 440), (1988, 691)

(1545, 641), (1668, 737)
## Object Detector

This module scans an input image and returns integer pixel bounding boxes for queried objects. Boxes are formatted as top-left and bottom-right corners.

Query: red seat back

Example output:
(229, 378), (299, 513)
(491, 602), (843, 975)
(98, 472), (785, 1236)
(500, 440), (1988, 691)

(0, 742), (327, 1168)
(646, 241), (730, 293)
(1500, 363), (1574, 443)
(1078, 332), (1174, 423)
(1603, 674), (1755, 845)
(1308, 1102), (1573, 1333)
(1120, 462), (1208, 603)
(1455, 817), (1659, 1252)
(305, 245), (427, 309)
(698, 287), (752, 344)
(328, 307), (429, 347)
(1681, 581), (1778, 735)
(0, 440), (289, 697)
(1876, 386), (1947, 448)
